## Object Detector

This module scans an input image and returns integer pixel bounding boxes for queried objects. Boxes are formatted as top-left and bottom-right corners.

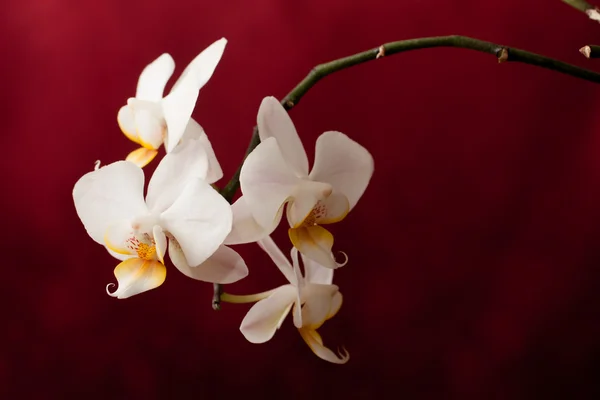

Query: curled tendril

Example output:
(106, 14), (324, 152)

(105, 282), (117, 297)
(335, 251), (349, 267)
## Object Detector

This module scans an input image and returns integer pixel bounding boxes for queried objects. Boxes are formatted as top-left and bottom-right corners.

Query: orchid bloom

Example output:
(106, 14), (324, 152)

(72, 138), (248, 298)
(221, 236), (350, 364)
(224, 236), (348, 364)
(117, 38), (227, 169)
(226, 96), (374, 269)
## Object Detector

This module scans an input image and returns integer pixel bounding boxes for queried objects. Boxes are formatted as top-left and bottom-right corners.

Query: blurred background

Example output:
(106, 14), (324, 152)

(2, 0), (600, 398)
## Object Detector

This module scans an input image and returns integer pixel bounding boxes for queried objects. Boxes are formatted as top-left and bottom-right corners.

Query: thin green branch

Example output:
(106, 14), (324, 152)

(213, 34), (600, 308)
(561, 0), (595, 12)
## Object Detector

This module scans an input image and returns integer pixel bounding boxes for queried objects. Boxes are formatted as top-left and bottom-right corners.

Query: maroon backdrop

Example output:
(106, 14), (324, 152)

(2, 0), (600, 398)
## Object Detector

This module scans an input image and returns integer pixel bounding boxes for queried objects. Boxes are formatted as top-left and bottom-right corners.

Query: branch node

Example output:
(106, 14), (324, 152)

(586, 7), (600, 22)
(376, 45), (386, 59)
(580, 45), (592, 59)
(497, 48), (509, 63)
(285, 100), (295, 108)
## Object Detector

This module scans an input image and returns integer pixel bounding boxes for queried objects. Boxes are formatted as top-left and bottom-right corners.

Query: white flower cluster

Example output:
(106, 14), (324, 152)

(72, 38), (374, 364)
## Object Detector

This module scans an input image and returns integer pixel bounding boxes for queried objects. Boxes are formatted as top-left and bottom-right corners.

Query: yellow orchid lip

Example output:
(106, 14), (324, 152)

(107, 257), (166, 299)
(288, 225), (338, 269)
(126, 147), (159, 168)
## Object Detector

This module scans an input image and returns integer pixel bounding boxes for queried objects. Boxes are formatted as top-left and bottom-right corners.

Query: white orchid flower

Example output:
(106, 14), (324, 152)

(222, 236), (349, 364)
(72, 138), (248, 298)
(117, 38), (227, 171)
(226, 96), (374, 269)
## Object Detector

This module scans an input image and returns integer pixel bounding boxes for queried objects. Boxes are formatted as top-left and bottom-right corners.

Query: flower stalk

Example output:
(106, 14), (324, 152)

(213, 34), (600, 308)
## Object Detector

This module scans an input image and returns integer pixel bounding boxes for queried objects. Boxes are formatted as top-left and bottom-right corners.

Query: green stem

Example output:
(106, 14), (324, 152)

(561, 0), (595, 12)
(220, 290), (277, 304)
(213, 34), (600, 308)
(223, 35), (600, 201)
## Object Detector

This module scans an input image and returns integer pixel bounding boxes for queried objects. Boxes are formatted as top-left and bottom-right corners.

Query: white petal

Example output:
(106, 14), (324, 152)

(162, 83), (199, 153)
(169, 242), (248, 284)
(257, 97), (309, 176)
(133, 108), (165, 149)
(106, 258), (166, 299)
(301, 253), (334, 285)
(301, 284), (339, 329)
(298, 328), (349, 364)
(239, 284), (297, 343)
(285, 180), (332, 228)
(316, 192), (350, 224)
(146, 137), (209, 213)
(153, 225), (167, 264)
(240, 137), (300, 230)
(224, 196), (270, 245)
(328, 291), (343, 320)
(256, 236), (295, 284)
(160, 179), (232, 267)
(117, 105), (140, 144)
(135, 53), (175, 102)
(171, 38), (227, 93)
(309, 131), (374, 210)
(291, 247), (304, 328)
(180, 119), (223, 183)
(103, 219), (135, 256)
(73, 161), (148, 245)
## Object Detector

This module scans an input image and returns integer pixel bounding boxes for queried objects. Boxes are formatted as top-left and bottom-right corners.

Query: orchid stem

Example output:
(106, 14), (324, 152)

(561, 0), (596, 12)
(213, 34), (600, 308)
(220, 290), (277, 304)
(220, 34), (600, 201)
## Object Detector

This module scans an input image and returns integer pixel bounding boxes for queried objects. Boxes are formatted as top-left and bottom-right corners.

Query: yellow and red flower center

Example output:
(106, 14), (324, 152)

(301, 202), (327, 227)
(125, 234), (157, 261)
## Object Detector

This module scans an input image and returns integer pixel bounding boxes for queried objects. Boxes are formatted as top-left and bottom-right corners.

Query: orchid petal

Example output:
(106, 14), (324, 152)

(146, 137), (209, 213)
(153, 225), (167, 264)
(240, 284), (297, 343)
(317, 192), (350, 225)
(171, 38), (227, 93)
(103, 218), (137, 261)
(328, 291), (343, 320)
(309, 131), (374, 210)
(103, 220), (134, 256)
(73, 161), (148, 245)
(117, 105), (140, 144)
(125, 147), (159, 168)
(298, 328), (349, 364)
(161, 179), (232, 267)
(162, 82), (199, 153)
(288, 225), (337, 269)
(132, 107), (165, 150)
(240, 137), (300, 230)
(301, 284), (339, 329)
(106, 258), (166, 299)
(291, 247), (304, 328)
(224, 196), (270, 245)
(257, 96), (309, 176)
(181, 119), (223, 183)
(256, 236), (295, 284)
(169, 241), (247, 284)
(301, 253), (334, 285)
(286, 180), (332, 228)
(135, 53), (175, 102)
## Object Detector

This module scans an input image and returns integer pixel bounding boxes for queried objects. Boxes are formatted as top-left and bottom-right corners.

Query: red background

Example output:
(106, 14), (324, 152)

(2, 0), (600, 398)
